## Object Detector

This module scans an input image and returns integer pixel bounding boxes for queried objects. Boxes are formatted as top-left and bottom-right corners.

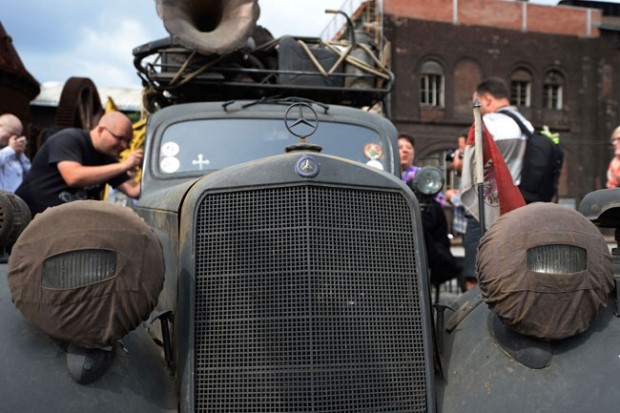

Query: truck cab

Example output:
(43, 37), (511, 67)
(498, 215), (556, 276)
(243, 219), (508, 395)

(1, 1), (440, 410)
(3, 1), (620, 412)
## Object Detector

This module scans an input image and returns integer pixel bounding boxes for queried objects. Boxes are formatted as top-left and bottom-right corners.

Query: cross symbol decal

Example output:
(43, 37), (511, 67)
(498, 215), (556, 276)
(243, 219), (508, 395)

(192, 154), (211, 170)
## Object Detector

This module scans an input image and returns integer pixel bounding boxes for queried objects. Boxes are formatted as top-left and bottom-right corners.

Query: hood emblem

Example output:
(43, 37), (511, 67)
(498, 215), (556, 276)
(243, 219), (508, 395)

(285, 103), (319, 139)
(295, 155), (320, 178)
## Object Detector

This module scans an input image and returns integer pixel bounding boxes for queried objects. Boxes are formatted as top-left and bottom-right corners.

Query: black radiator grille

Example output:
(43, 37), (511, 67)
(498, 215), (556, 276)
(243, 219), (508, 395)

(194, 185), (427, 412)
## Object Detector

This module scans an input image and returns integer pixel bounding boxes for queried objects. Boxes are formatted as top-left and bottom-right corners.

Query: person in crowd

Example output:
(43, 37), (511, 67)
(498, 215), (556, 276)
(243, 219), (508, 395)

(0, 113), (31, 192)
(443, 130), (469, 291)
(606, 125), (620, 188)
(461, 77), (530, 290)
(15, 111), (143, 216)
(399, 132), (445, 205)
(399, 132), (417, 182)
(444, 130), (468, 236)
(446, 130), (467, 176)
(399, 132), (460, 293)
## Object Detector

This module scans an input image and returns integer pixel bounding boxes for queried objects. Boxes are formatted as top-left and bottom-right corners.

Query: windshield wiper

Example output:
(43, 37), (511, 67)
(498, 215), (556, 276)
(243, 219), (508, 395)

(222, 96), (330, 113)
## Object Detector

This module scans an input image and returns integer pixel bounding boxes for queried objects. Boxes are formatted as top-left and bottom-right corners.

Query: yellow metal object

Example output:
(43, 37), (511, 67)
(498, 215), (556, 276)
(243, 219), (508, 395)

(104, 96), (118, 112)
(103, 97), (145, 202)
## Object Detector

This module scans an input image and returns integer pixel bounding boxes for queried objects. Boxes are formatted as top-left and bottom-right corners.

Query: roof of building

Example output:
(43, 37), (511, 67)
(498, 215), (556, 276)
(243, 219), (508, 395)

(32, 81), (144, 112)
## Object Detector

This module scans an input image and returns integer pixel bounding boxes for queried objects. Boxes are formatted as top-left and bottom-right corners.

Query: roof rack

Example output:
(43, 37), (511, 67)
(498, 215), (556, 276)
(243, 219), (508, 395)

(133, 34), (394, 111)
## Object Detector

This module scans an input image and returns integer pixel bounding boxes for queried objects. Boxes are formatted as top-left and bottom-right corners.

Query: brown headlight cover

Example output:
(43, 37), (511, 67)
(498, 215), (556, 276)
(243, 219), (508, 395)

(8, 201), (165, 348)
(477, 202), (613, 340)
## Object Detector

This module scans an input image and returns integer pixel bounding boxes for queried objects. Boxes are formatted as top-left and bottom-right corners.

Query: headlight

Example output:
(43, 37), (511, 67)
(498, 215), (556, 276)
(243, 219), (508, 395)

(42, 249), (117, 289)
(477, 202), (613, 340)
(408, 166), (444, 197)
(8, 201), (165, 349)
(526, 244), (587, 274)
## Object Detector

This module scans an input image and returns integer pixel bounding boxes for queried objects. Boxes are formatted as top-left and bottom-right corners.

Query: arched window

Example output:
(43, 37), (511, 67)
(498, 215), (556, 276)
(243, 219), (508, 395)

(419, 60), (444, 107)
(510, 69), (532, 108)
(543, 70), (564, 110)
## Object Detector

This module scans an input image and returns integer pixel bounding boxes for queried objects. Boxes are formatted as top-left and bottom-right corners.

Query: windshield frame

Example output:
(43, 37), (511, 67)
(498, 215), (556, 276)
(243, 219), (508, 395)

(154, 118), (391, 178)
(142, 101), (399, 190)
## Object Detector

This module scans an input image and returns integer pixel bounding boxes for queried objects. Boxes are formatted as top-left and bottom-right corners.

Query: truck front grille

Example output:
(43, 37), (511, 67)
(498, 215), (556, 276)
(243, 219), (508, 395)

(194, 185), (427, 412)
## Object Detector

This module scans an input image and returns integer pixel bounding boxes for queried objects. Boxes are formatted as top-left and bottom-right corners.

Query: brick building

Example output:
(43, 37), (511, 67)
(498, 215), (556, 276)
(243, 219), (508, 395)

(377, 0), (620, 206)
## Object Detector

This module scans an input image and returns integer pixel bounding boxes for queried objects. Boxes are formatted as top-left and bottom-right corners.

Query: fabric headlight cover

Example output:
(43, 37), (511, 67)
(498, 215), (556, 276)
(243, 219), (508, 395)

(477, 203), (613, 340)
(8, 201), (165, 348)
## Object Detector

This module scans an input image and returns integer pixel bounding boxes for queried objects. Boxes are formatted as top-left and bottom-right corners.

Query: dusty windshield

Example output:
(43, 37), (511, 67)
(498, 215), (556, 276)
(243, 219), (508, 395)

(157, 118), (391, 176)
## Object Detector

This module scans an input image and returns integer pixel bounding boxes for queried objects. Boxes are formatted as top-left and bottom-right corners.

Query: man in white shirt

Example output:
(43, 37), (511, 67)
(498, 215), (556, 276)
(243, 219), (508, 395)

(462, 77), (530, 289)
(0, 114), (31, 192)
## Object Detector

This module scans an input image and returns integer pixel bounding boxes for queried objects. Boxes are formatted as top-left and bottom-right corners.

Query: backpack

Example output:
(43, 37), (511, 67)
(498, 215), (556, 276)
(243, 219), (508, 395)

(498, 109), (564, 203)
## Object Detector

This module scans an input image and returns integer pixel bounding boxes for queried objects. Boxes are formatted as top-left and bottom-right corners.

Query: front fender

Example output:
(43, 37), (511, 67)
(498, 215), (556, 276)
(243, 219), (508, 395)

(0, 266), (178, 412)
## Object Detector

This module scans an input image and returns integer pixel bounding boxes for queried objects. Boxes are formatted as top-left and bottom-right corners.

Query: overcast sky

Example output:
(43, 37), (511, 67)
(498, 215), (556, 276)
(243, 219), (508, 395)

(0, 0), (607, 89)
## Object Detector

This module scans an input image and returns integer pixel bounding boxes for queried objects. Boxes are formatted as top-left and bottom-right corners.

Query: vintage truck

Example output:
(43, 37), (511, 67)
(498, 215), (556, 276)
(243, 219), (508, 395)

(1, 1), (620, 412)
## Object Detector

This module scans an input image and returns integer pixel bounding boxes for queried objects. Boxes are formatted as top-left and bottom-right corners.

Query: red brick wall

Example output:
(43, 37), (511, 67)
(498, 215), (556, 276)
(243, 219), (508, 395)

(384, 0), (601, 38)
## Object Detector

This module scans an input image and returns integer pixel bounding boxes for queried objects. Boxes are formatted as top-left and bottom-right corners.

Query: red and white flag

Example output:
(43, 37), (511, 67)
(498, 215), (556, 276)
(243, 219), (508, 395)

(460, 123), (525, 229)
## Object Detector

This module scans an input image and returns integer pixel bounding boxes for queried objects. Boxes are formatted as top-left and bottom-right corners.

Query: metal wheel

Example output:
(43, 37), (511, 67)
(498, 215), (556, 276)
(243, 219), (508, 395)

(55, 77), (103, 129)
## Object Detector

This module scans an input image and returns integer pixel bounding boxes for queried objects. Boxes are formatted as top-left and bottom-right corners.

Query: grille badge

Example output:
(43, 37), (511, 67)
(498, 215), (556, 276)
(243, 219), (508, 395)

(295, 155), (320, 178)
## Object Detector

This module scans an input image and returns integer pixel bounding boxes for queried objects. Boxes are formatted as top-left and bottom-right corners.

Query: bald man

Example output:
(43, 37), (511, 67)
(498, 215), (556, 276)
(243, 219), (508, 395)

(16, 112), (143, 216)
(0, 113), (31, 192)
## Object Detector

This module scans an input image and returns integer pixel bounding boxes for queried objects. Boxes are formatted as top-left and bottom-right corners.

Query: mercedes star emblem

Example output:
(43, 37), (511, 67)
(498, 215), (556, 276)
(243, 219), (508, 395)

(285, 102), (319, 139)
(295, 154), (320, 178)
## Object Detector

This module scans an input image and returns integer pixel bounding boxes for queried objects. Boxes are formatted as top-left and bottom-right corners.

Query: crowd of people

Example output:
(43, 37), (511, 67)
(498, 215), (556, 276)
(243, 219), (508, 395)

(400, 77), (556, 293)
(0, 112), (143, 218)
(0, 110), (144, 261)
(14, 111), (142, 217)
(397, 76), (619, 295)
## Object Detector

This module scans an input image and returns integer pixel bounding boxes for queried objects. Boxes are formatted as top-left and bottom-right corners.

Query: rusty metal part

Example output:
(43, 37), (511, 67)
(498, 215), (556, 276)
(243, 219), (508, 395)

(55, 77), (103, 129)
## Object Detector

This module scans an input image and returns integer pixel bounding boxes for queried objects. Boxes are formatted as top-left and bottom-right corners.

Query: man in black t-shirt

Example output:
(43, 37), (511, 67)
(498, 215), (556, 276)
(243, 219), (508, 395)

(16, 111), (143, 216)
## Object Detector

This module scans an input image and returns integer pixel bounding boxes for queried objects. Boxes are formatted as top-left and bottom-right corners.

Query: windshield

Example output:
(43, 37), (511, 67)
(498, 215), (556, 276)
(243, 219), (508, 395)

(156, 118), (391, 176)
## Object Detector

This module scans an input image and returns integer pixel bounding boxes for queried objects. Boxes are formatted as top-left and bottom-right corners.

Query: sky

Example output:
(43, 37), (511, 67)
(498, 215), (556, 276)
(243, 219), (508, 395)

(0, 0), (609, 90)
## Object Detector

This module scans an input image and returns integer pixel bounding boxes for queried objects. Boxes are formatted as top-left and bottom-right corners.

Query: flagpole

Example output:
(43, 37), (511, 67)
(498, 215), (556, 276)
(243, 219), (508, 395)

(473, 99), (486, 235)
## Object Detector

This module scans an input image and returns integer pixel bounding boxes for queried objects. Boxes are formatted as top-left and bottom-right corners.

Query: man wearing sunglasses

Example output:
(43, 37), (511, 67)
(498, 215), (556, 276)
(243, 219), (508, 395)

(16, 111), (143, 216)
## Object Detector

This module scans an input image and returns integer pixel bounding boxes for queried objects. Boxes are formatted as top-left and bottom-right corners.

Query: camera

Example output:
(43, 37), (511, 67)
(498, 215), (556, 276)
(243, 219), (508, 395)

(445, 149), (463, 162)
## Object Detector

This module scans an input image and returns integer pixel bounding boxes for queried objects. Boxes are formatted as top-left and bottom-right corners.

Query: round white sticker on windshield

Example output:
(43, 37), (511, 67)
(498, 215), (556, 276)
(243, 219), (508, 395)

(366, 159), (384, 171)
(161, 141), (180, 157)
(160, 156), (180, 174)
